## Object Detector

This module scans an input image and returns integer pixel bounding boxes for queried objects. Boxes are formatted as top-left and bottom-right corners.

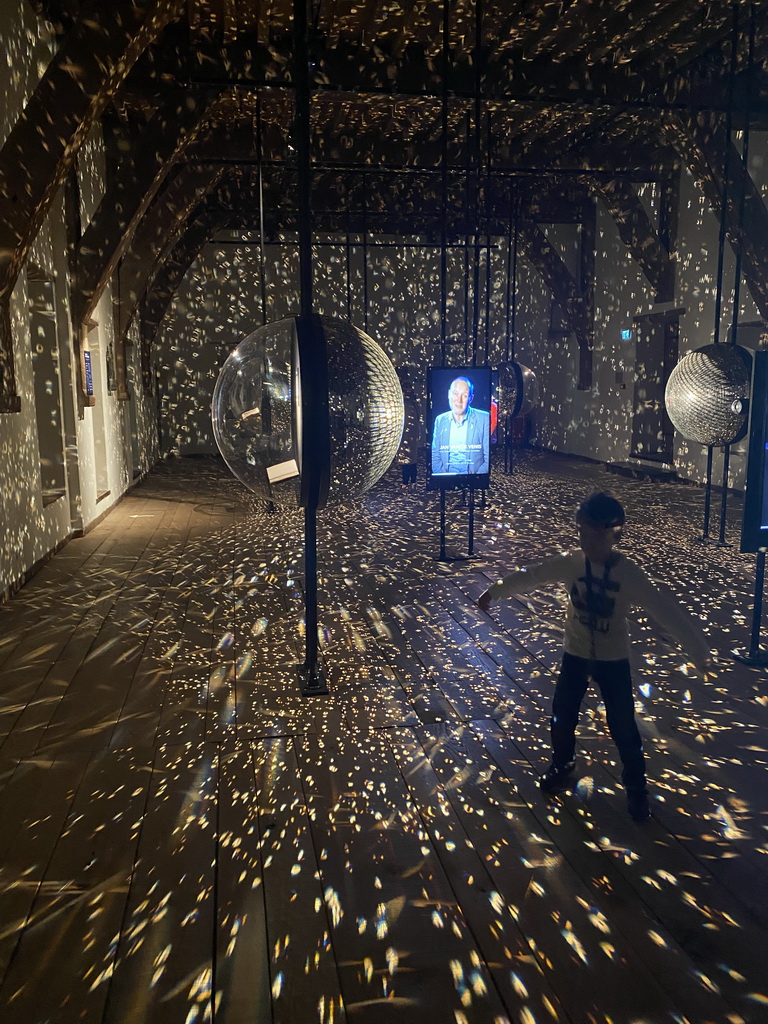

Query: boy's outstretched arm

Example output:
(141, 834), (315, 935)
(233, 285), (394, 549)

(629, 563), (713, 670)
(477, 553), (574, 614)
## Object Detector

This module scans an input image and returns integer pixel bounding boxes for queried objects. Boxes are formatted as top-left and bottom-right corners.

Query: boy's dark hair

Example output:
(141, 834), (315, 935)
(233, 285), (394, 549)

(576, 491), (625, 528)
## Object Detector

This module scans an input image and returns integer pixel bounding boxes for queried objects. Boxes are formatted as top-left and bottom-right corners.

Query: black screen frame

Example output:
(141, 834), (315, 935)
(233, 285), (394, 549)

(426, 365), (492, 491)
(741, 350), (768, 553)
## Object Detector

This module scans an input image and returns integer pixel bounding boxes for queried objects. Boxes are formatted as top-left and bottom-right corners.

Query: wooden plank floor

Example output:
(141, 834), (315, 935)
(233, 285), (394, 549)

(1, 451), (767, 1024)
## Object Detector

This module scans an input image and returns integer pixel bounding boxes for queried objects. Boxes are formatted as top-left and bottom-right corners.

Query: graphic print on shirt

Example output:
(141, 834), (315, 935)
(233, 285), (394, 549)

(570, 572), (620, 634)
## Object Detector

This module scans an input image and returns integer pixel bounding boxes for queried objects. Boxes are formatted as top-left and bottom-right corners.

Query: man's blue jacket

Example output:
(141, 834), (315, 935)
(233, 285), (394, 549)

(431, 406), (490, 474)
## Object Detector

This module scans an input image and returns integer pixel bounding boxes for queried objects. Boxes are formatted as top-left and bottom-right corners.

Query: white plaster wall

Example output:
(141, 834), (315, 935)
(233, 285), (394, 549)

(0, 0), (55, 150)
(513, 143), (768, 490)
(0, 4), (70, 593)
(75, 282), (136, 526)
(158, 241), (272, 455)
(157, 235), (446, 455)
(155, 143), (768, 490)
(155, 222), (658, 465)
(510, 214), (654, 465)
(0, 194), (81, 591)
(670, 163), (760, 490)
(0, 7), (160, 593)
(126, 321), (161, 478)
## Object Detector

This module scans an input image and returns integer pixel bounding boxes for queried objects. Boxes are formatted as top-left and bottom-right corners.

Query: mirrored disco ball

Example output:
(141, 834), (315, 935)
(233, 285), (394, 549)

(212, 315), (403, 507)
(499, 361), (540, 418)
(665, 344), (752, 446)
(325, 317), (403, 503)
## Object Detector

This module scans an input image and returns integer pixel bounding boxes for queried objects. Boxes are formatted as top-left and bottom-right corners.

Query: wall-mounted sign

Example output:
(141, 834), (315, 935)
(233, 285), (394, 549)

(83, 350), (94, 397)
(621, 328), (633, 341)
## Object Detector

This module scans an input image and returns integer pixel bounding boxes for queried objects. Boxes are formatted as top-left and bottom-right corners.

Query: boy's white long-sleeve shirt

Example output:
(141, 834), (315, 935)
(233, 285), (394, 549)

(487, 550), (711, 666)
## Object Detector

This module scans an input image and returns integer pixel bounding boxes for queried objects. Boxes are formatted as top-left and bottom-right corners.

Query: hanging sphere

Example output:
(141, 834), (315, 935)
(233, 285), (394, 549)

(664, 344), (752, 447)
(212, 315), (404, 507)
(325, 316), (404, 502)
(499, 361), (540, 418)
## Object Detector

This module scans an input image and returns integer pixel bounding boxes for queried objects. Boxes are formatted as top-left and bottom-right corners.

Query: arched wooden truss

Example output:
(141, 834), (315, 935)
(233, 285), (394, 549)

(3, 0), (768, 411)
(138, 193), (236, 392)
(0, 0), (184, 412)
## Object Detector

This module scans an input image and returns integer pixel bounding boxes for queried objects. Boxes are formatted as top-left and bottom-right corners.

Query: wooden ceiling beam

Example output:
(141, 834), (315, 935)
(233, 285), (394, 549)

(522, 0), (618, 63)
(516, 219), (594, 389)
(586, 177), (675, 301)
(112, 24), (768, 115)
(113, 162), (226, 397)
(662, 111), (768, 320)
(643, 8), (732, 87)
(509, 0), (568, 61)
(75, 87), (226, 329)
(139, 191), (234, 389)
(0, 0), (184, 412)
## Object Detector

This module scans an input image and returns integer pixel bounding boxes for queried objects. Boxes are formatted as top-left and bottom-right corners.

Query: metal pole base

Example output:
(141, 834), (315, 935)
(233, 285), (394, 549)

(298, 662), (329, 695)
(434, 551), (470, 564)
(732, 650), (768, 668)
(695, 535), (731, 548)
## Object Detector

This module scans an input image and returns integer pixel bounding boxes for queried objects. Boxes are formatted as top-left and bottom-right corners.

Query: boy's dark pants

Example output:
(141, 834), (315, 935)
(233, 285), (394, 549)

(551, 652), (647, 795)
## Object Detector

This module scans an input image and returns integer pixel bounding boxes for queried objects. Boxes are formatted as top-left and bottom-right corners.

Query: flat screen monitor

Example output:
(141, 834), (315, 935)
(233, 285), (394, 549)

(741, 350), (768, 553)
(427, 366), (492, 490)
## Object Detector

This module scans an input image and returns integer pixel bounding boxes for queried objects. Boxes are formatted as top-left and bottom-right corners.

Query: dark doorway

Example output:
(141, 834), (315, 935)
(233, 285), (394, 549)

(630, 309), (682, 463)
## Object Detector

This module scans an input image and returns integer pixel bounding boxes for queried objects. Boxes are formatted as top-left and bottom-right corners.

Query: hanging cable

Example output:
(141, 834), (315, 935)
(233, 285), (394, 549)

(484, 109), (492, 365)
(718, 2), (754, 544)
(702, 1), (739, 541)
(470, 0), (483, 368)
(439, 0), (449, 366)
(345, 176), (353, 320)
(256, 93), (267, 324)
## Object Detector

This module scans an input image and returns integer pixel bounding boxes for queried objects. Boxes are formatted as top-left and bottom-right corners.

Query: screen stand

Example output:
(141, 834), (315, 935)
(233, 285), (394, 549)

(733, 548), (768, 667)
(468, 486), (475, 556)
(435, 488), (468, 563)
(299, 505), (329, 695)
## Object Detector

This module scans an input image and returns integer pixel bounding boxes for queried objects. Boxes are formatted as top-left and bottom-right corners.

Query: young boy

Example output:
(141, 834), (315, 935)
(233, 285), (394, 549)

(478, 491), (712, 821)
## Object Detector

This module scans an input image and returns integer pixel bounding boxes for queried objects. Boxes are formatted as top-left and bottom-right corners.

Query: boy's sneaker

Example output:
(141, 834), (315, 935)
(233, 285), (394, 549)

(627, 791), (651, 821)
(539, 760), (576, 793)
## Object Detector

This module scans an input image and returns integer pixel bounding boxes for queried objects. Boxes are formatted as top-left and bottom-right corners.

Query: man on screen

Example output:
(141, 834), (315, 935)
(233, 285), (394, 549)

(431, 375), (490, 475)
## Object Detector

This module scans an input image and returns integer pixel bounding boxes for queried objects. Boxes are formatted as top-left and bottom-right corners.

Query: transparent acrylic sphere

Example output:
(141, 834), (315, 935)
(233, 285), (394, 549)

(212, 315), (404, 507)
(212, 317), (301, 506)
(499, 361), (540, 418)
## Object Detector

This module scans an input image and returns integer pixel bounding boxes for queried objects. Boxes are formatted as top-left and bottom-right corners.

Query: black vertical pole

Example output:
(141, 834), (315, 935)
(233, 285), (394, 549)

(471, 162), (481, 368)
(510, 216), (518, 362)
(703, 1), (737, 544)
(702, 446), (714, 540)
(504, 192), (514, 363)
(735, 548), (768, 666)
(471, 0), (483, 369)
(295, 0), (312, 342)
(440, 0), (449, 367)
(468, 485), (475, 555)
(464, 112), (471, 362)
(749, 549), (766, 658)
(362, 168), (369, 334)
(484, 111), (492, 365)
(719, 3), (753, 545)
(345, 179), (353, 320)
(257, 95), (268, 325)
(439, 488), (447, 560)
(294, 0), (323, 692)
